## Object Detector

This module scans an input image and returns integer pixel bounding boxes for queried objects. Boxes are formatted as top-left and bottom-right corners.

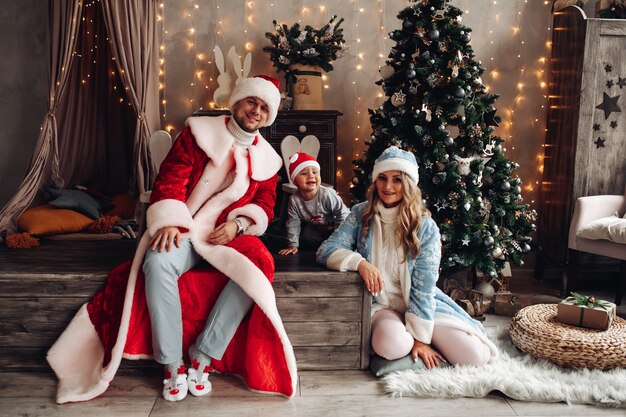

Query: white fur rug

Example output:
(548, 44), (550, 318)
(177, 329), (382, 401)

(383, 327), (626, 407)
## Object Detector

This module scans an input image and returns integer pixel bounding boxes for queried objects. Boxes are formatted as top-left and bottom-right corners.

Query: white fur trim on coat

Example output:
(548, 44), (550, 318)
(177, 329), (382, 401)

(147, 199), (194, 237)
(186, 115), (282, 181)
(326, 248), (364, 272)
(227, 204), (269, 236)
(191, 239), (297, 396)
(247, 138), (283, 181)
(405, 311), (435, 344)
(47, 304), (109, 404)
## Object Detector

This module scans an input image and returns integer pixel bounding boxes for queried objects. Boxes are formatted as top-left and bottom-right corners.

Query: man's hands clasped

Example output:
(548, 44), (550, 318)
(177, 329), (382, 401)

(150, 221), (239, 252)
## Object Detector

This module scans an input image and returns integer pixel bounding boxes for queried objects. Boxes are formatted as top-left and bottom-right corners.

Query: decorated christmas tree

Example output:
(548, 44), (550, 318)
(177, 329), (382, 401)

(351, 0), (536, 277)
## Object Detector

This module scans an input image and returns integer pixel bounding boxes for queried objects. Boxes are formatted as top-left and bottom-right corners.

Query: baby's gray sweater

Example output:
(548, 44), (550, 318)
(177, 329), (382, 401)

(285, 186), (350, 247)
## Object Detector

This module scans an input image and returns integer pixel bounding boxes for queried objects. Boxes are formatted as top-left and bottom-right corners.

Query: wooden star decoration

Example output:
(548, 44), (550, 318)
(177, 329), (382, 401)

(594, 137), (606, 148)
(604, 64), (613, 73)
(393, 90), (406, 102)
(606, 79), (614, 88)
(595, 92), (621, 120)
(618, 77), (626, 89)
(610, 120), (618, 129)
(483, 109), (499, 127)
(593, 123), (601, 131)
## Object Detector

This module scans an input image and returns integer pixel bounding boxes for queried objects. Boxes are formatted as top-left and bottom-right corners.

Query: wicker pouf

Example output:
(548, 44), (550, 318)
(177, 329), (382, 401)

(510, 304), (626, 370)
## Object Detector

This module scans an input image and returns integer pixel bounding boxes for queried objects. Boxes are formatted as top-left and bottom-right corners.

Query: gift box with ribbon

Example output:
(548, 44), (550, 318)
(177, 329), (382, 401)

(556, 292), (616, 330)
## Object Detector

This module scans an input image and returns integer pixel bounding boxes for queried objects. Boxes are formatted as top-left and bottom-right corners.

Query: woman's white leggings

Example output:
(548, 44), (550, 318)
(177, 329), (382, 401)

(371, 309), (491, 366)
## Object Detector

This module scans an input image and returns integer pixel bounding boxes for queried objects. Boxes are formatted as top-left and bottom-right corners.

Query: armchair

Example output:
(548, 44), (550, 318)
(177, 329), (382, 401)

(567, 188), (626, 305)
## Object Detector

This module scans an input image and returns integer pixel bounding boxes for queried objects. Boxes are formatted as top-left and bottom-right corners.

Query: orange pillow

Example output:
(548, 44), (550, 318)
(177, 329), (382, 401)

(106, 194), (138, 220)
(17, 204), (93, 236)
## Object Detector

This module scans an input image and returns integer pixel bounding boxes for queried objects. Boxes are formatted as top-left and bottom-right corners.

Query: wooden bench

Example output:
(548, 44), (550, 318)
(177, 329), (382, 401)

(0, 239), (371, 372)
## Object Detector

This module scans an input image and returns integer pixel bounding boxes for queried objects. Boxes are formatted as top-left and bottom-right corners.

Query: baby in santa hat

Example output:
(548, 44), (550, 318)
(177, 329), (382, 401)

(278, 152), (349, 255)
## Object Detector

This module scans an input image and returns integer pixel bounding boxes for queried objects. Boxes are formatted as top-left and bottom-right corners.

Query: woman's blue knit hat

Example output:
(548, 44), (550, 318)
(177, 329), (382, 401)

(372, 146), (419, 184)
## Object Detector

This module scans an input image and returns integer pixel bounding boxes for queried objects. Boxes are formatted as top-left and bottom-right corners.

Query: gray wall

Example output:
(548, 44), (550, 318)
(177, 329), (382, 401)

(0, 0), (48, 208)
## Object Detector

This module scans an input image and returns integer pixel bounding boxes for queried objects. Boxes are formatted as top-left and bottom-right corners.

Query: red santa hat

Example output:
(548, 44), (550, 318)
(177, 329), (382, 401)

(288, 152), (320, 182)
(228, 75), (281, 126)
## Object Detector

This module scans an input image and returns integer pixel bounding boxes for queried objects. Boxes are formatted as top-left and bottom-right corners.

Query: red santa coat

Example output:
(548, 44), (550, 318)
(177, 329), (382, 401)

(47, 116), (297, 403)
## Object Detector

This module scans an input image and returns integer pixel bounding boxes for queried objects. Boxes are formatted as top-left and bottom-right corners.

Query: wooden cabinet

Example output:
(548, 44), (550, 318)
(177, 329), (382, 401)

(193, 110), (342, 187)
(537, 7), (626, 272)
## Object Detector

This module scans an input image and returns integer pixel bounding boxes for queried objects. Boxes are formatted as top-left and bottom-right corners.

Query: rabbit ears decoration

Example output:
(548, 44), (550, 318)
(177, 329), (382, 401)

(212, 46), (252, 108)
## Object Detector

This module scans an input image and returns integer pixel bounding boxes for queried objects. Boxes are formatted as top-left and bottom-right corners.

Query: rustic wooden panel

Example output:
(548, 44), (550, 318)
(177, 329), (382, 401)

(0, 297), (84, 325)
(0, 297), (361, 324)
(273, 274), (361, 297)
(0, 320), (360, 351)
(538, 7), (626, 270)
(0, 347), (51, 372)
(0, 276), (360, 299)
(360, 289), (372, 369)
(276, 297), (361, 322)
(0, 239), (370, 372)
(0, 280), (104, 298)
(293, 346), (361, 370)
(0, 346), (361, 372)
(0, 240), (136, 275)
(284, 322), (361, 346)
(0, 323), (362, 349)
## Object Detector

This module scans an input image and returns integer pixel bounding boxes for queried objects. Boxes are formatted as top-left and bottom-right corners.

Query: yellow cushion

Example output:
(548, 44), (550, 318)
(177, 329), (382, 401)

(17, 204), (93, 236)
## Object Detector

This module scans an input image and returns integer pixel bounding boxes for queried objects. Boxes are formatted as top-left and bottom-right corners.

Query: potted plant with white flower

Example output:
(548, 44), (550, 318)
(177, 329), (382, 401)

(264, 15), (347, 109)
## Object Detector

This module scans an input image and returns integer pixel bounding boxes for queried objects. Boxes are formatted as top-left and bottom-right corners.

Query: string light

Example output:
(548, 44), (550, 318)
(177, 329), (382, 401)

(158, 0), (167, 126)
(156, 1), (550, 201)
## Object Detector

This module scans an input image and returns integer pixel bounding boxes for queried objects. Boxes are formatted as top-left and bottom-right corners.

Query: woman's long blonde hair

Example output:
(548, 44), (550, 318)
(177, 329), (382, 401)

(360, 171), (430, 262)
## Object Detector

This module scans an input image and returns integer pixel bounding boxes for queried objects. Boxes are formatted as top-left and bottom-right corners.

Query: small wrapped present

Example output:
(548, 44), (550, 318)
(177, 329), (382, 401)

(494, 293), (532, 316)
(556, 292), (616, 330)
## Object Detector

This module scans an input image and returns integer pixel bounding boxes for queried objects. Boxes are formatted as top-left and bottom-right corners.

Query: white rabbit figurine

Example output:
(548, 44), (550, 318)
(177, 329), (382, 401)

(212, 46), (234, 108)
(228, 47), (251, 86)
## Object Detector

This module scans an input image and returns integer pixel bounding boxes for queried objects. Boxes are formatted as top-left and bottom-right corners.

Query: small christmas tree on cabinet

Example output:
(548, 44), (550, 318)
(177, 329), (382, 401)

(351, 0), (536, 278)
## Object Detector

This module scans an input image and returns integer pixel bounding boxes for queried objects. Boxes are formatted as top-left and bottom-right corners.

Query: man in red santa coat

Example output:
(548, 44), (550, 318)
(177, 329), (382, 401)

(47, 76), (297, 403)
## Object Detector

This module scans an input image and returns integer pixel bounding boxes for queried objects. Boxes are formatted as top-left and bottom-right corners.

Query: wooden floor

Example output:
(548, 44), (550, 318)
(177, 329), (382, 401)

(1, 238), (625, 415)
(1, 315), (624, 416)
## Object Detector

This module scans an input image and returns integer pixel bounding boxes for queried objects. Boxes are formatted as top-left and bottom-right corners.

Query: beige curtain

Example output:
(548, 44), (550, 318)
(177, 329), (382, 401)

(56, 2), (136, 197)
(101, 0), (160, 195)
(0, 0), (83, 235)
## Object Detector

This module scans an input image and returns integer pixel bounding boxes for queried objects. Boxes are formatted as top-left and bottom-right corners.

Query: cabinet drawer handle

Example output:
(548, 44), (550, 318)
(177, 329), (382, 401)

(298, 125), (307, 133)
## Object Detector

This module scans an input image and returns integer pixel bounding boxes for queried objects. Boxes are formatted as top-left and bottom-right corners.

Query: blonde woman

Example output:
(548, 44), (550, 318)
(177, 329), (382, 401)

(317, 147), (497, 368)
